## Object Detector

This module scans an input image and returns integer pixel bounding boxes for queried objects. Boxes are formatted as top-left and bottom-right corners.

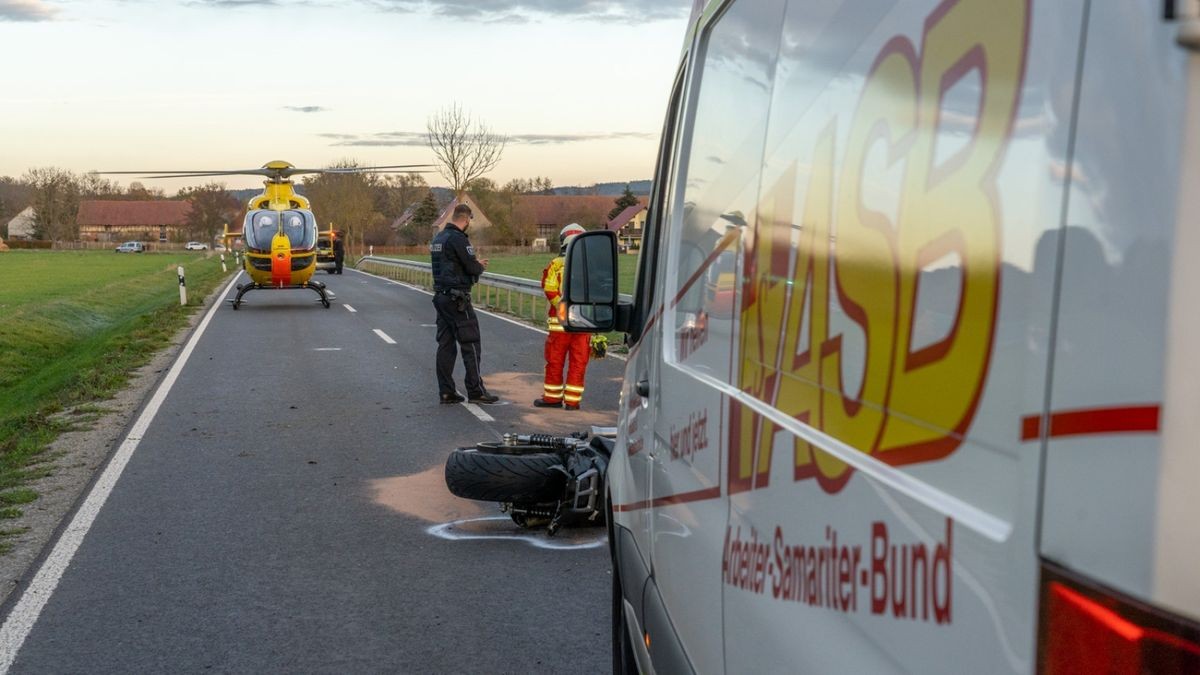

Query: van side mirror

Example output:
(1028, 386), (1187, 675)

(561, 230), (630, 333)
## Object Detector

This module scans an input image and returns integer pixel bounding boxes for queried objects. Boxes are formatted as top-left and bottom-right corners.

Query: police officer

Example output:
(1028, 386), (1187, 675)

(431, 204), (499, 404)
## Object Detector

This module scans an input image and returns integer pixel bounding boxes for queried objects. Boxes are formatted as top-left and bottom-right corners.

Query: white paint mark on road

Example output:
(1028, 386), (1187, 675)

(420, 324), (436, 328)
(373, 329), (396, 345)
(427, 516), (606, 550)
(0, 272), (244, 673)
(313, 348), (342, 352)
(463, 402), (495, 422)
(343, 304), (357, 313)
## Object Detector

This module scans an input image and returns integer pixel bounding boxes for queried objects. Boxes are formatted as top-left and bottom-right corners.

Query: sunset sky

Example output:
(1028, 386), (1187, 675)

(0, 0), (692, 191)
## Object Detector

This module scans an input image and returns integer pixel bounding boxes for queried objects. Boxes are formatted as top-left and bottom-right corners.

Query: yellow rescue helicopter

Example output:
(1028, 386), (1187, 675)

(103, 160), (430, 309)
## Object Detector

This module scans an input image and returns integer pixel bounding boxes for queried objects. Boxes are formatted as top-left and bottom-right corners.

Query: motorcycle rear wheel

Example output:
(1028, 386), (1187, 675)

(444, 448), (564, 503)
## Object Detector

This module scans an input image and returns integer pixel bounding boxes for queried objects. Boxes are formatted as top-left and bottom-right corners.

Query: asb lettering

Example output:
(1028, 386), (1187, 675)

(730, 0), (1028, 494)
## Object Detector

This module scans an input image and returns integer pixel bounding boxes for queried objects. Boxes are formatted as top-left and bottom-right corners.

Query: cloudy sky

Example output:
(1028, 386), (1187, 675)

(0, 0), (693, 190)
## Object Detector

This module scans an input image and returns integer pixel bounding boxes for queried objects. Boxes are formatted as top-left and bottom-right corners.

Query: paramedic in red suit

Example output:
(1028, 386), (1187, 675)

(534, 224), (590, 410)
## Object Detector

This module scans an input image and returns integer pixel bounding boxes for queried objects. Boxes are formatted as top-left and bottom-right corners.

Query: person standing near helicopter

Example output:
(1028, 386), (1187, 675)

(430, 204), (500, 405)
(332, 230), (345, 274)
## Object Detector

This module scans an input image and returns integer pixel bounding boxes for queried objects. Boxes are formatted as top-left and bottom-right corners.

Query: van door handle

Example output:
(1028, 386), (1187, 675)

(636, 380), (650, 397)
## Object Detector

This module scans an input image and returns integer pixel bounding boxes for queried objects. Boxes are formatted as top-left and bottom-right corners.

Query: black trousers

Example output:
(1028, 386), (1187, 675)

(433, 293), (486, 397)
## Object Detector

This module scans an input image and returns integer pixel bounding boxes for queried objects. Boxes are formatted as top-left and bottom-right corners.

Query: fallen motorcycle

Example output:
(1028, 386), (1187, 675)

(443, 429), (613, 535)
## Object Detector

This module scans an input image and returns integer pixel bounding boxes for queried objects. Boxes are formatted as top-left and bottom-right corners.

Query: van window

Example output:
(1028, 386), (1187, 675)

(631, 65), (687, 340)
(664, 0), (785, 376)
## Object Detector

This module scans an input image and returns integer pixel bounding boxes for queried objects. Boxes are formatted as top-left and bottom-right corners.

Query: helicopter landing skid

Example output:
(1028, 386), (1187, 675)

(231, 281), (332, 309)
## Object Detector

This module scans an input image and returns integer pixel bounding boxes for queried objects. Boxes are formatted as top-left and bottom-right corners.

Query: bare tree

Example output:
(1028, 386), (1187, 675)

(426, 103), (507, 198)
(302, 159), (386, 255)
(23, 167), (81, 240)
(178, 182), (238, 242)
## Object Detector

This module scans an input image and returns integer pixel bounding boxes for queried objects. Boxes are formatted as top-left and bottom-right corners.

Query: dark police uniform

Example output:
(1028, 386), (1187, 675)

(431, 223), (489, 399)
(332, 234), (345, 274)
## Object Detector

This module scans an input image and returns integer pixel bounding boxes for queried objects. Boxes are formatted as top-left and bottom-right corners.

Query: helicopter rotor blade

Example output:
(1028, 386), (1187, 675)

(285, 164), (435, 175)
(94, 164), (436, 180)
(96, 169), (272, 177)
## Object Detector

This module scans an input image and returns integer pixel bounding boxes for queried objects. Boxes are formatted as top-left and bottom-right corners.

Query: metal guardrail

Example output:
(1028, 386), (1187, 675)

(357, 255), (631, 302)
(357, 256), (632, 357)
(355, 256), (549, 326)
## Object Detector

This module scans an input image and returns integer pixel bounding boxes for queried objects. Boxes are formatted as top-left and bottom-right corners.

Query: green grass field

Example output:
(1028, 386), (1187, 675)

(0, 250), (230, 547)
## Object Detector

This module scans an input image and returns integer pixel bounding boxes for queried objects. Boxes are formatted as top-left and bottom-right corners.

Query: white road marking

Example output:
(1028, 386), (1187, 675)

(350, 267), (627, 361)
(420, 324), (437, 328)
(313, 348), (342, 352)
(463, 402), (495, 422)
(427, 516), (606, 550)
(0, 272), (243, 673)
(373, 329), (396, 345)
(343, 304), (357, 313)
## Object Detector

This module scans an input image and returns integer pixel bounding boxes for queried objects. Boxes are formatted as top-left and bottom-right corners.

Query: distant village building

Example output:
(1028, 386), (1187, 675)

(76, 200), (192, 242)
(430, 194), (493, 232)
(390, 203), (419, 232)
(5, 206), (36, 240)
(517, 195), (646, 240)
(606, 204), (648, 250)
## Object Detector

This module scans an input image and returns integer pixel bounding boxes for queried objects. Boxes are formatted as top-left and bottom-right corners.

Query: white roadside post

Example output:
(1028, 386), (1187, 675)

(220, 253), (227, 273)
(369, 245), (374, 256)
(177, 266), (187, 306)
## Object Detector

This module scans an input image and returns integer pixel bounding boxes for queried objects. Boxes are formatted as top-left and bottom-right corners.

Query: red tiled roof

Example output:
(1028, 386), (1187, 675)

(606, 204), (646, 231)
(516, 195), (647, 227)
(76, 200), (191, 226)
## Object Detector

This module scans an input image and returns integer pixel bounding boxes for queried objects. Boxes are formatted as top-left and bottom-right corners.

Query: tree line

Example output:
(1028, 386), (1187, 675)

(0, 166), (640, 249)
(0, 168), (240, 242)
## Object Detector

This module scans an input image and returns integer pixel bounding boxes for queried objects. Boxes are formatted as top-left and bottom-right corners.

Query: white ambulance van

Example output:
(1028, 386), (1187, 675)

(559, 0), (1200, 672)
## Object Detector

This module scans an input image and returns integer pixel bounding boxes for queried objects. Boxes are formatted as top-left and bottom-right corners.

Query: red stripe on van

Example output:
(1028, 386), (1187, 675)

(1019, 405), (1161, 442)
(613, 485), (721, 512)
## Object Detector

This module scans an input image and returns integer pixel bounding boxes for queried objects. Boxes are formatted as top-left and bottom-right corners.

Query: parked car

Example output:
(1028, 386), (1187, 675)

(184, 241), (208, 250)
(558, 2), (1200, 673)
(114, 241), (144, 253)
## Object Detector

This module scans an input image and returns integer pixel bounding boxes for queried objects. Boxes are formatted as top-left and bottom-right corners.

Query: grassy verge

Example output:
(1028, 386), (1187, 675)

(0, 250), (230, 548)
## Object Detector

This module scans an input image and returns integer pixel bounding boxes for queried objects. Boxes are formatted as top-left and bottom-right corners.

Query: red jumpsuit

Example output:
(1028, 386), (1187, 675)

(541, 256), (591, 407)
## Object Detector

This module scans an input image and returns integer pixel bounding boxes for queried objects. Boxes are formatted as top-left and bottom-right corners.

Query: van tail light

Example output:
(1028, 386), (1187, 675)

(1039, 561), (1200, 674)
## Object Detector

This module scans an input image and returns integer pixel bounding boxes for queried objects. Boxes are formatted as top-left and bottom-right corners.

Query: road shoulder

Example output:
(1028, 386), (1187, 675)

(0, 275), (234, 608)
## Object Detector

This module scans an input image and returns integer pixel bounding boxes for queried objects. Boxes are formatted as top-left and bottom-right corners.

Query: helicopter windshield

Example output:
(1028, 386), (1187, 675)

(243, 210), (317, 251)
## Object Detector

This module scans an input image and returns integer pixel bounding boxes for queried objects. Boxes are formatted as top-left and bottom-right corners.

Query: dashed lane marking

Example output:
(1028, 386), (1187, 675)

(463, 402), (495, 422)
(344, 304), (357, 313)
(0, 272), (244, 673)
(313, 348), (342, 351)
(373, 329), (396, 345)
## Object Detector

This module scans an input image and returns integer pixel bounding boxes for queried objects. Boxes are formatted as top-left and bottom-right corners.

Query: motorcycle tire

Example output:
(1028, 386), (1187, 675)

(444, 448), (565, 503)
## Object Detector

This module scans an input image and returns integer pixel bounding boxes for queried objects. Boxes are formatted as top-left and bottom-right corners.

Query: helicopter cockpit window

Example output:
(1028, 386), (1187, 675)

(244, 211), (276, 250)
(281, 210), (316, 249)
(242, 210), (316, 250)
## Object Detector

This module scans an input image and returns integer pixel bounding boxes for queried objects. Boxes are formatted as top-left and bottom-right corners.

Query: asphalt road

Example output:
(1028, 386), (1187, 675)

(1, 267), (625, 673)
